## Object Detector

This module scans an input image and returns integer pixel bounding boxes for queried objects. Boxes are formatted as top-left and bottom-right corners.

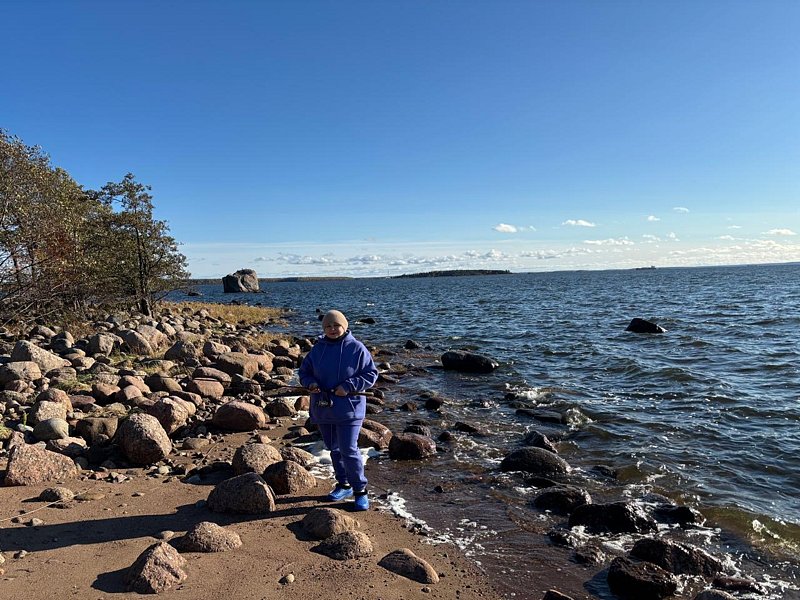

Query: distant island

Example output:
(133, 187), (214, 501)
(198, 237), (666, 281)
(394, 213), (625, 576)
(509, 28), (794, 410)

(186, 276), (352, 285)
(391, 269), (512, 279)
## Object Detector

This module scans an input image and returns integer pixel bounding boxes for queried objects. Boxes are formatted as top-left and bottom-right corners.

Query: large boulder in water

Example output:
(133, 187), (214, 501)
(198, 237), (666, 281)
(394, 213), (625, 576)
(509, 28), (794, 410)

(441, 351), (499, 374)
(626, 318), (666, 333)
(500, 446), (570, 476)
(607, 556), (678, 600)
(569, 501), (657, 534)
(223, 269), (259, 292)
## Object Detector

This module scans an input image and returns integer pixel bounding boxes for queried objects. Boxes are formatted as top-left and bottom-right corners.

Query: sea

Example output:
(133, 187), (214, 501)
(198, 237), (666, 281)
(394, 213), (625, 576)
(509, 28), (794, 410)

(168, 263), (800, 599)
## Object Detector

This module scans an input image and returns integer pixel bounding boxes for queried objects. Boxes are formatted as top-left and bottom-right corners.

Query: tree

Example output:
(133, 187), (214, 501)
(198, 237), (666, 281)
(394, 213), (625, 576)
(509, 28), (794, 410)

(0, 130), (101, 323)
(91, 173), (189, 316)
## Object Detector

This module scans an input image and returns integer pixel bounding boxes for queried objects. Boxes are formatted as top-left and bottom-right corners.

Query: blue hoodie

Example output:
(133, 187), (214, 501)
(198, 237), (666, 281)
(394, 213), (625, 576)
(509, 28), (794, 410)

(298, 331), (379, 424)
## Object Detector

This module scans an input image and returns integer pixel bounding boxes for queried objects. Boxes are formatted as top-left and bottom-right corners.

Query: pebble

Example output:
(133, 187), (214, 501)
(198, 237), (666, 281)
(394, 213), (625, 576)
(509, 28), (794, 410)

(156, 530), (175, 540)
(28, 518), (44, 527)
(132, 491), (145, 497)
(14, 550), (27, 559)
(279, 573), (295, 585)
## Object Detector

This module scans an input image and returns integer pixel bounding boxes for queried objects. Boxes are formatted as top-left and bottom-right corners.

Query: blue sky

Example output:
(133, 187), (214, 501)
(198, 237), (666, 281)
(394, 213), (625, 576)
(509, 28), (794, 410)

(3, 0), (799, 278)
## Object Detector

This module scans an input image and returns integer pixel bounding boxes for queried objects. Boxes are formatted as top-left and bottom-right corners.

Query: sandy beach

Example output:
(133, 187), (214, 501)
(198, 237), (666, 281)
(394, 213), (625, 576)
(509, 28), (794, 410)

(0, 426), (501, 600)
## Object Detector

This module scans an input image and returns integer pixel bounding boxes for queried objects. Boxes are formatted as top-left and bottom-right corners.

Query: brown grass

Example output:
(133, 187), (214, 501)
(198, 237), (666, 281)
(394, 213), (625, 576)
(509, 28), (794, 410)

(163, 301), (285, 327)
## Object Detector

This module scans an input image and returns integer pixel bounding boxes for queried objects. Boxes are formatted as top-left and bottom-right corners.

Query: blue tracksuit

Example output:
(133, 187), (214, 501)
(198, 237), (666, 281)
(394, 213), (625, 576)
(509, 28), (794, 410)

(298, 331), (378, 490)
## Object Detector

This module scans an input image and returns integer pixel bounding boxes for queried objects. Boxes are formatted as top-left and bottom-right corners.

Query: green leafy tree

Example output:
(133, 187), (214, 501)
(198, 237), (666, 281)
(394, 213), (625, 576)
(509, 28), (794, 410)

(91, 173), (189, 316)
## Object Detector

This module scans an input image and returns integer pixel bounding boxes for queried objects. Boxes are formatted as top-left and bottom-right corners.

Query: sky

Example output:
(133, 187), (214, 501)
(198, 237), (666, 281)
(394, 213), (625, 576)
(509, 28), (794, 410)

(3, 0), (799, 278)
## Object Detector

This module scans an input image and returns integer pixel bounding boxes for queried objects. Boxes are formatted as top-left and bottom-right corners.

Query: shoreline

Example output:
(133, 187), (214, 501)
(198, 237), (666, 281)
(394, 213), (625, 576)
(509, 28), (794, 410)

(0, 304), (505, 599)
(2, 301), (798, 599)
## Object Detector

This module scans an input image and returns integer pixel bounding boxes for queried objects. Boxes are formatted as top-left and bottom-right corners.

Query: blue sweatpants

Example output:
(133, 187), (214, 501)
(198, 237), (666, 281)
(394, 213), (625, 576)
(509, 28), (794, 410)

(318, 420), (367, 490)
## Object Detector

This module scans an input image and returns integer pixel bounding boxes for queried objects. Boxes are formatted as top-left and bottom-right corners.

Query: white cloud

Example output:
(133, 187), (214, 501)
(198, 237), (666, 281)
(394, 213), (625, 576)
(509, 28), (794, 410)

(727, 225), (742, 230)
(764, 228), (797, 236)
(584, 237), (635, 246)
(642, 234), (660, 242)
(667, 232), (679, 241)
(493, 223), (536, 233)
(562, 219), (596, 227)
(647, 215), (660, 222)
(673, 207), (690, 213)
(718, 235), (735, 241)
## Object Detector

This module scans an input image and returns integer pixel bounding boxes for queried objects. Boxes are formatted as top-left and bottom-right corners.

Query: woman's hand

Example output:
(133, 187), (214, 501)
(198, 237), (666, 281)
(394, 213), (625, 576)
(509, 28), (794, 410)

(308, 383), (320, 393)
(334, 385), (347, 396)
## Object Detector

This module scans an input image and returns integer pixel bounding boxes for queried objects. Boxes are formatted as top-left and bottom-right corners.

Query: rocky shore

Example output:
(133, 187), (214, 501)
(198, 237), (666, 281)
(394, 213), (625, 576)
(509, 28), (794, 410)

(0, 305), (496, 599)
(0, 304), (790, 599)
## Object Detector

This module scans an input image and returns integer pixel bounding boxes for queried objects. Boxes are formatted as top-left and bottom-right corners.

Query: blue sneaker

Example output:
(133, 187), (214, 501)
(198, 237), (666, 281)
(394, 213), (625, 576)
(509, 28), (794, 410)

(327, 484), (353, 502)
(353, 491), (369, 511)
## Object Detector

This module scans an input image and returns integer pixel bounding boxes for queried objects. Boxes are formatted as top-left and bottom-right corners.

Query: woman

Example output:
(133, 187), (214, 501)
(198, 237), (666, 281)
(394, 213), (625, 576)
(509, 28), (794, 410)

(298, 309), (378, 510)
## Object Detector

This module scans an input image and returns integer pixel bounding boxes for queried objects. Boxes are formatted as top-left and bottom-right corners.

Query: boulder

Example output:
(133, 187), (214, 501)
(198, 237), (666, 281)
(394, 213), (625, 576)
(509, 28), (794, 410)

(115, 413), (173, 465)
(440, 350), (499, 374)
(279, 446), (316, 468)
(263, 460), (317, 495)
(500, 447), (570, 476)
(87, 332), (119, 355)
(4, 443), (79, 485)
(30, 400), (69, 425)
(359, 419), (393, 450)
(125, 542), (187, 594)
(523, 430), (559, 454)
(214, 352), (260, 379)
(146, 398), (190, 435)
(630, 538), (723, 576)
(186, 378), (225, 400)
(626, 317), (666, 334)
(33, 418), (70, 441)
(0, 361), (42, 384)
(10, 340), (70, 373)
(207, 472), (276, 514)
(222, 269), (259, 293)
(302, 507), (360, 540)
(75, 417), (119, 445)
(212, 401), (266, 431)
(532, 486), (591, 515)
(120, 329), (154, 355)
(136, 325), (169, 350)
(232, 443), (283, 475)
(174, 521), (242, 552)
(45, 436), (87, 458)
(313, 530), (373, 561)
(388, 432), (436, 460)
(202, 341), (231, 359)
(378, 548), (440, 584)
(568, 501), (657, 534)
(192, 366), (231, 383)
(164, 340), (199, 362)
(607, 556), (678, 600)
(144, 374), (183, 394)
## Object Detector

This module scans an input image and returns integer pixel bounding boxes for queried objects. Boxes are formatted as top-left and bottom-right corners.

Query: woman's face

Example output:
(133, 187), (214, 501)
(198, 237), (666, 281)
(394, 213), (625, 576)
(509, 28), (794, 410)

(324, 321), (345, 339)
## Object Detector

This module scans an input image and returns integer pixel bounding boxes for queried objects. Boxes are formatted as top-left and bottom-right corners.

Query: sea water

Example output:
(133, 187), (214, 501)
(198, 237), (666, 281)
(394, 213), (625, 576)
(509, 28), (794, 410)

(170, 263), (800, 597)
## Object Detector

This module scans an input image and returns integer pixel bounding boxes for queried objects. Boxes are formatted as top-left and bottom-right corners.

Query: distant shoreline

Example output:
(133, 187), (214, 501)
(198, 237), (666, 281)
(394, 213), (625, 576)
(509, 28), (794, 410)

(184, 262), (800, 286)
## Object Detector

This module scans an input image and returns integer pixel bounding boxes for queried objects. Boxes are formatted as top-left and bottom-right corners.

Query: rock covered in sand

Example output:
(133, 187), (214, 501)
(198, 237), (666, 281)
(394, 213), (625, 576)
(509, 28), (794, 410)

(378, 548), (440, 584)
(174, 521), (242, 552)
(125, 541), (187, 593)
(207, 472), (276, 514)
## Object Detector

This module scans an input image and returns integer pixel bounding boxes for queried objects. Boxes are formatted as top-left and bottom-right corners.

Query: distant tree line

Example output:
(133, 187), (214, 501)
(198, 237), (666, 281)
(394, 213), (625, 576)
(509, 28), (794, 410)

(0, 129), (188, 327)
(392, 269), (511, 279)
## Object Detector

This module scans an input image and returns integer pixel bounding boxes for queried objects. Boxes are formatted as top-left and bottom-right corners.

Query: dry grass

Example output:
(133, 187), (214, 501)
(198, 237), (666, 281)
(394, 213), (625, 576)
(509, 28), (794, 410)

(164, 301), (285, 327)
